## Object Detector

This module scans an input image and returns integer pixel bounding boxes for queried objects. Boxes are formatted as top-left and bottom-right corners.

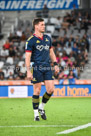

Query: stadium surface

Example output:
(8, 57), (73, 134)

(0, 98), (91, 136)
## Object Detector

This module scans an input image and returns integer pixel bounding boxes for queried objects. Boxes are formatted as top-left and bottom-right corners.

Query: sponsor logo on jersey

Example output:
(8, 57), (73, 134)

(36, 45), (49, 51)
(36, 40), (40, 43)
(45, 44), (49, 50)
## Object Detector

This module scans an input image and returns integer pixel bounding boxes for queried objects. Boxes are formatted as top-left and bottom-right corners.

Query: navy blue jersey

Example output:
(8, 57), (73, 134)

(25, 34), (52, 66)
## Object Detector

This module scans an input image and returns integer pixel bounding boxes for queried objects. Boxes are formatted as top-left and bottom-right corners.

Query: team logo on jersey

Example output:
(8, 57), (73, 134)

(36, 40), (40, 43)
(36, 45), (49, 51)
(45, 38), (49, 41)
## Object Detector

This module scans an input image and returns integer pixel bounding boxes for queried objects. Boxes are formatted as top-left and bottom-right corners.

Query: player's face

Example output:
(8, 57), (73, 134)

(37, 21), (45, 33)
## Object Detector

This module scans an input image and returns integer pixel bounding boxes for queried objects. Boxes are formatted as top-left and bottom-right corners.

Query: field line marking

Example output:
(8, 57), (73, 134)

(0, 125), (76, 128)
(56, 123), (91, 134)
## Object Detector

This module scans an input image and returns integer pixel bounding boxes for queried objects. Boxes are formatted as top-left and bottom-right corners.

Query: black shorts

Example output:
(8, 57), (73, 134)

(31, 65), (54, 84)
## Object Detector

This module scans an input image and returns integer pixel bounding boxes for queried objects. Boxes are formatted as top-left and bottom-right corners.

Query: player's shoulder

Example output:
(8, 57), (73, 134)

(44, 34), (51, 39)
(27, 35), (35, 42)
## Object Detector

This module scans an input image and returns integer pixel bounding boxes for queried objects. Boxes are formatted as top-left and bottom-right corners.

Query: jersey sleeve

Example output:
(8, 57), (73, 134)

(49, 37), (53, 49)
(25, 40), (33, 52)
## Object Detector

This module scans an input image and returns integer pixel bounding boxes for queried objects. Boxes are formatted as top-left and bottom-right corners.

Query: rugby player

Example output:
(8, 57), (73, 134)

(25, 18), (59, 121)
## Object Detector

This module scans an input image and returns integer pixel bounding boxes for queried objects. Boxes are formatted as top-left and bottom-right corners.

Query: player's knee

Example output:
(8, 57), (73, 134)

(34, 90), (40, 95)
(47, 87), (54, 94)
(34, 88), (41, 95)
(51, 88), (54, 94)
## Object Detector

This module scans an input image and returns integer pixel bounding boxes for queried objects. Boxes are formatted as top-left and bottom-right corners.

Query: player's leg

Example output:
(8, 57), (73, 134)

(39, 80), (54, 109)
(39, 80), (55, 120)
(32, 83), (41, 121)
(38, 67), (54, 120)
(31, 66), (44, 121)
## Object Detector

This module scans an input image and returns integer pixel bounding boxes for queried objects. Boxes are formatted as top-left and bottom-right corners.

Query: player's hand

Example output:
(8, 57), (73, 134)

(54, 65), (60, 74)
(27, 71), (33, 80)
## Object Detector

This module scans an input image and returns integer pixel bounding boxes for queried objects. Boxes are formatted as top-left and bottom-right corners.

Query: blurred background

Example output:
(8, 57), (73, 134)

(0, 0), (91, 84)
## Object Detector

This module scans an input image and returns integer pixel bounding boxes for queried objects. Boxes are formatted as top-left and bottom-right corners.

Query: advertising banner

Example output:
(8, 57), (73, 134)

(53, 85), (91, 97)
(0, 0), (79, 11)
(8, 86), (28, 98)
(28, 84), (91, 97)
(0, 84), (91, 97)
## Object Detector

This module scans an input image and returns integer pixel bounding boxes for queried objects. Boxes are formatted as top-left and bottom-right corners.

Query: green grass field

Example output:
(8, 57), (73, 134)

(0, 98), (91, 136)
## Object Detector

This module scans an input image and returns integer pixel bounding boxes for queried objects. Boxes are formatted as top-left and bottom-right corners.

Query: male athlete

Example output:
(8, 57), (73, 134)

(25, 18), (59, 121)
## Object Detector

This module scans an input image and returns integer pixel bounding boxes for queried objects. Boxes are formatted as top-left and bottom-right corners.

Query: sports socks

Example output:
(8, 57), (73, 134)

(32, 92), (53, 117)
(32, 95), (40, 117)
(39, 92), (53, 110)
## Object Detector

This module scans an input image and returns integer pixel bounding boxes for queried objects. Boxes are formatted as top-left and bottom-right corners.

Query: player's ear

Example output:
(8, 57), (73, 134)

(35, 24), (38, 30)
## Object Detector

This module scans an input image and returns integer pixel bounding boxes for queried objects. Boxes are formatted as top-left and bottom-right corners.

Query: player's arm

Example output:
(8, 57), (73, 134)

(25, 39), (34, 80)
(25, 52), (33, 80)
(49, 47), (57, 62)
(49, 47), (59, 73)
